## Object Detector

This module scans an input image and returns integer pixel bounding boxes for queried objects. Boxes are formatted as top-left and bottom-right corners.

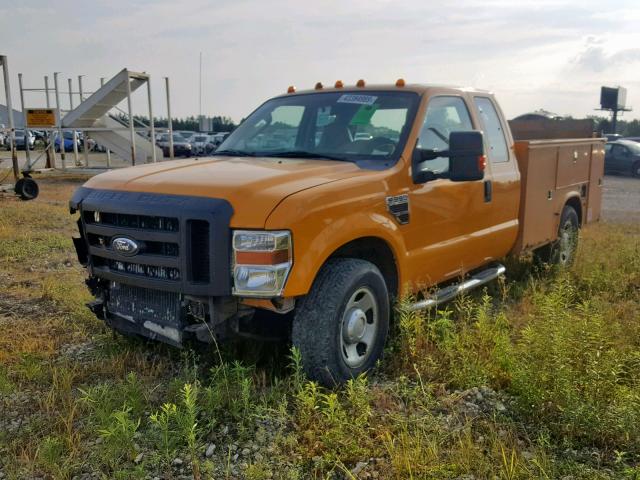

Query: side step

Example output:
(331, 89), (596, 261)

(409, 264), (506, 311)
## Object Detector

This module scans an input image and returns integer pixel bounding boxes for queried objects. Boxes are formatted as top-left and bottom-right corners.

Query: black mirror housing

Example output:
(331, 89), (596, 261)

(448, 131), (485, 182)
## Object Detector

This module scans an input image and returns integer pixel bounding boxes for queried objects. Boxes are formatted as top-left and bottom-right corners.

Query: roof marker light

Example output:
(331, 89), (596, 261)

(315, 82), (323, 90)
(395, 78), (406, 87)
(356, 79), (366, 87)
(334, 80), (344, 88)
(287, 85), (296, 93)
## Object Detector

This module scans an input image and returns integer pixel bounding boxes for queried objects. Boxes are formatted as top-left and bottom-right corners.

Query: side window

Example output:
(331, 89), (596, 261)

(417, 96), (474, 174)
(474, 97), (509, 163)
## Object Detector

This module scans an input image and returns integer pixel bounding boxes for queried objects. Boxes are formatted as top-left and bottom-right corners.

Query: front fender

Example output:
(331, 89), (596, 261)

(265, 177), (408, 297)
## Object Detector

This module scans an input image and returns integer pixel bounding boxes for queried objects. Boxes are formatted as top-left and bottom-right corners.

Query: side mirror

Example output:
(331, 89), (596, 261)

(448, 131), (486, 182)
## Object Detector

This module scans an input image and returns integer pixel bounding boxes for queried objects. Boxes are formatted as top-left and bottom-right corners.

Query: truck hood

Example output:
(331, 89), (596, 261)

(82, 156), (364, 227)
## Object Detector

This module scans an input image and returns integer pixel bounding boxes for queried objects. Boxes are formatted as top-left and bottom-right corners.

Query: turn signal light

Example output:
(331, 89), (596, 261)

(395, 78), (405, 87)
(287, 85), (296, 93)
(478, 155), (487, 171)
(356, 79), (366, 87)
(334, 80), (344, 88)
(315, 82), (323, 90)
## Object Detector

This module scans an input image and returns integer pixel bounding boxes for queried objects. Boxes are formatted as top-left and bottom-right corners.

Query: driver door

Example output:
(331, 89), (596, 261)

(404, 95), (496, 287)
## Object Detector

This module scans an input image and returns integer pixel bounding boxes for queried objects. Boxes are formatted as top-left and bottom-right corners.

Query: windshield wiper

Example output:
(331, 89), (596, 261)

(212, 149), (258, 157)
(261, 151), (351, 162)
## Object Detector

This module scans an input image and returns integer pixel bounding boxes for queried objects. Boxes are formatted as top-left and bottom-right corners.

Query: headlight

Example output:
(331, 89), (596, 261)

(232, 230), (292, 297)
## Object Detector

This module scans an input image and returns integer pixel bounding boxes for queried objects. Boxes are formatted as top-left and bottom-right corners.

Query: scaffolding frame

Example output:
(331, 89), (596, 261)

(2, 63), (176, 173)
(0, 55), (19, 182)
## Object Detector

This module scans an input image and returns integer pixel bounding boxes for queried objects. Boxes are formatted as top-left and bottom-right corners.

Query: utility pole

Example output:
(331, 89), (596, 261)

(165, 77), (174, 160)
(54, 72), (65, 169)
(199, 51), (202, 131)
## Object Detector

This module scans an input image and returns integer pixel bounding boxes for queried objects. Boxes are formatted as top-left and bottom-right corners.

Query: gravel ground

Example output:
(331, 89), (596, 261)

(601, 174), (640, 223)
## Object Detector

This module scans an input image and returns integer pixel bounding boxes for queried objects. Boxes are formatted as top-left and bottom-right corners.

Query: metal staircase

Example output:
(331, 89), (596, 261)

(62, 69), (162, 164)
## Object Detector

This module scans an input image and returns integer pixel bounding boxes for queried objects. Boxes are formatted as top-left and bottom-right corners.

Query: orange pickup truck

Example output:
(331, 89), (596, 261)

(70, 81), (605, 385)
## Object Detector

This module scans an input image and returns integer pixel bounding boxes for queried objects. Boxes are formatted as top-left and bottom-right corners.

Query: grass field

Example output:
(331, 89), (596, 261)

(1, 174), (639, 479)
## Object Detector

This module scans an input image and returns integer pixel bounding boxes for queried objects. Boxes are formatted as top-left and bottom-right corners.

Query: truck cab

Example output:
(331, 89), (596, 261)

(71, 81), (603, 385)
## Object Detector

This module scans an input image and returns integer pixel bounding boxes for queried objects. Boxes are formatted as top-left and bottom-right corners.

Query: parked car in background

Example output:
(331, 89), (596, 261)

(156, 133), (192, 157)
(605, 140), (640, 177)
(176, 130), (196, 141)
(14, 129), (35, 150)
(54, 131), (80, 152)
(605, 133), (623, 141)
(623, 136), (640, 143)
(188, 133), (210, 155)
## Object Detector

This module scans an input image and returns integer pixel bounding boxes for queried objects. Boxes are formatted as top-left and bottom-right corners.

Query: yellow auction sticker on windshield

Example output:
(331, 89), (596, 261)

(337, 94), (378, 105)
(350, 104), (379, 126)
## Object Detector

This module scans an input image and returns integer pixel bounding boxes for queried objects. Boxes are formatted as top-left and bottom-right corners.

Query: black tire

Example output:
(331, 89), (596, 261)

(14, 177), (39, 201)
(632, 161), (640, 178)
(534, 205), (579, 266)
(291, 258), (390, 387)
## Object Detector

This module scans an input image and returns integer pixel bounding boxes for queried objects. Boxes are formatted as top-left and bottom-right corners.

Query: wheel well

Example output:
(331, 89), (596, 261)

(565, 196), (583, 226)
(329, 237), (399, 297)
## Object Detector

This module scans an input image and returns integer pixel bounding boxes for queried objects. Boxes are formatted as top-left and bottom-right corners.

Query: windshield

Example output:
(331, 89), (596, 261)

(217, 91), (419, 162)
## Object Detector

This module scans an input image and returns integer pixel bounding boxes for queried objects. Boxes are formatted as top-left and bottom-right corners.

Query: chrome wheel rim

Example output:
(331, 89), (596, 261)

(340, 286), (378, 368)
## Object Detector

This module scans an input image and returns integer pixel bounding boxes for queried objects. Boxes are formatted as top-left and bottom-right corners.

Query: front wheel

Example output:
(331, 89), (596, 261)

(292, 258), (390, 386)
(632, 161), (640, 178)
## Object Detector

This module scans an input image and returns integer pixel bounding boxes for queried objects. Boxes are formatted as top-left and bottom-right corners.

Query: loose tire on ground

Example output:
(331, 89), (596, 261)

(14, 177), (39, 201)
(291, 258), (390, 387)
(534, 205), (579, 266)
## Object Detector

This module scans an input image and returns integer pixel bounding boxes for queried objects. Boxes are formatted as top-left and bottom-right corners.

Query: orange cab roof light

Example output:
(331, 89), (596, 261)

(334, 80), (344, 88)
(395, 78), (406, 87)
(287, 85), (296, 94)
(315, 82), (323, 90)
(356, 79), (366, 87)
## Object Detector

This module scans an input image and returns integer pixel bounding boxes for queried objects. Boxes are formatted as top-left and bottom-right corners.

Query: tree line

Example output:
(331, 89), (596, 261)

(589, 116), (640, 137)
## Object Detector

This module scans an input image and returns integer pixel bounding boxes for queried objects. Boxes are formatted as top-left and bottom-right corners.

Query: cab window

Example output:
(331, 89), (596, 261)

(417, 96), (474, 174)
(474, 97), (509, 163)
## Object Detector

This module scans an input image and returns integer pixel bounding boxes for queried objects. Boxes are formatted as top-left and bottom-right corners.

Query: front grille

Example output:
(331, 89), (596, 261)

(87, 233), (179, 257)
(72, 188), (233, 296)
(94, 258), (181, 281)
(84, 211), (179, 232)
(82, 208), (183, 285)
(107, 282), (181, 326)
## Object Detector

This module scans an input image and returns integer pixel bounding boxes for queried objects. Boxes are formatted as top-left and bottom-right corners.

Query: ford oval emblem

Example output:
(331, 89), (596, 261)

(111, 237), (140, 256)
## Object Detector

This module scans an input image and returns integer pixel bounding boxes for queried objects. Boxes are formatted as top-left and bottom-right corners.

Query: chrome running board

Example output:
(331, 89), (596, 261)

(409, 264), (506, 311)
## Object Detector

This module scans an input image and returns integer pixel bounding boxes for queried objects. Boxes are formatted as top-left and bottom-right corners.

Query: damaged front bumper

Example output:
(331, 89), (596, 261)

(84, 277), (244, 347)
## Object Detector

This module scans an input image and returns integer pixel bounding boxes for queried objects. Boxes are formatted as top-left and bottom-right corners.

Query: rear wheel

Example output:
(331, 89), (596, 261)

(291, 258), (390, 386)
(534, 205), (579, 266)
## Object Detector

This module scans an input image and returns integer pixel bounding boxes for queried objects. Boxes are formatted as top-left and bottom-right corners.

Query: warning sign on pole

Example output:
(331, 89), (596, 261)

(25, 108), (57, 127)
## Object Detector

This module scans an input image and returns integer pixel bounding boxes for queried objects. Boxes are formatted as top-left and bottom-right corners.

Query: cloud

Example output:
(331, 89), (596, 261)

(572, 44), (640, 73)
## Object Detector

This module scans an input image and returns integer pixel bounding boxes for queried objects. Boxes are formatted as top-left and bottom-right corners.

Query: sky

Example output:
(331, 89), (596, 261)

(1, 0), (639, 123)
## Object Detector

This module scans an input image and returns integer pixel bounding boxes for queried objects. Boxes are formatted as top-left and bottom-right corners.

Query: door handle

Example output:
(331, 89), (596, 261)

(484, 180), (492, 203)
